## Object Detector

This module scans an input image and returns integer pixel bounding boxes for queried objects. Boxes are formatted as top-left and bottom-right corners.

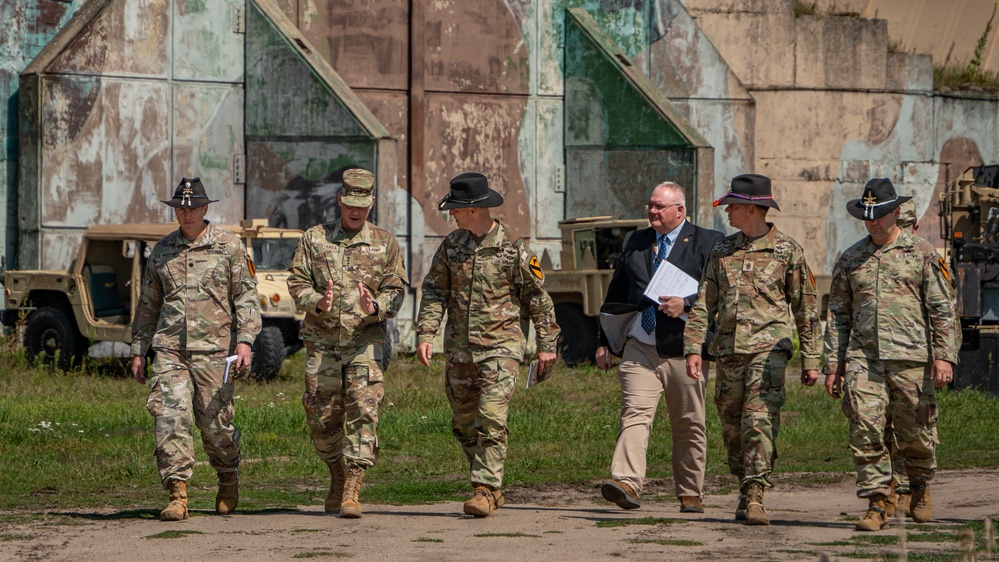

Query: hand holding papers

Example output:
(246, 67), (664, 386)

(223, 354), (239, 384)
(643, 260), (699, 320)
(524, 358), (553, 389)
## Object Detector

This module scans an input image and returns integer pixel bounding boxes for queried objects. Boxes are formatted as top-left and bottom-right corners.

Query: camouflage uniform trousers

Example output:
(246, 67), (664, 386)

(714, 351), (789, 489)
(302, 342), (384, 470)
(145, 348), (241, 488)
(445, 357), (519, 489)
(841, 357), (938, 498)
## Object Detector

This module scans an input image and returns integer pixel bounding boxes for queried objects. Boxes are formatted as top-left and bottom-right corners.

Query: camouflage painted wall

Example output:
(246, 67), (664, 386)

(0, 0), (83, 268)
(19, 0), (247, 270)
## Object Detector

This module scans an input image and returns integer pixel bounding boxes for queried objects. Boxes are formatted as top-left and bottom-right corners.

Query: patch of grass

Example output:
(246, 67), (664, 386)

(412, 537), (443, 543)
(794, 1), (860, 18)
(0, 534), (33, 541)
(144, 530), (204, 539)
(292, 528), (323, 533)
(810, 541), (853, 546)
(596, 517), (687, 528)
(934, 65), (999, 93)
(632, 539), (703, 546)
(834, 552), (880, 559)
(0, 344), (997, 511)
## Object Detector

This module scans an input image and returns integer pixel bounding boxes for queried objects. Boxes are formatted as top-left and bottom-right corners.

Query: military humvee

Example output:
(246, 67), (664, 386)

(1, 219), (303, 378)
(544, 216), (650, 365)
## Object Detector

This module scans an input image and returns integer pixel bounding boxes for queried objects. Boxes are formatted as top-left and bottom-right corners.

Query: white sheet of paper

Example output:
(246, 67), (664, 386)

(643, 260), (700, 316)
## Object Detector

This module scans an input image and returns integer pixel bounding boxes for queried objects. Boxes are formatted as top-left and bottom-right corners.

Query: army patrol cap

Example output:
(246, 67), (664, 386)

(713, 173), (780, 210)
(162, 177), (218, 208)
(341, 168), (375, 207)
(897, 199), (918, 232)
(847, 177), (911, 221)
(438, 172), (504, 210)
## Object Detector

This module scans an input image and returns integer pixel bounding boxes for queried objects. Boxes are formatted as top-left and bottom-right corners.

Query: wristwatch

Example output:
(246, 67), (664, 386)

(682, 297), (692, 313)
(372, 301), (380, 316)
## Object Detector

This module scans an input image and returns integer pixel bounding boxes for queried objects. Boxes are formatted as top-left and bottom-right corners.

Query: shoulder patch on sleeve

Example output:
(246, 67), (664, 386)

(528, 255), (544, 280)
(938, 257), (950, 282)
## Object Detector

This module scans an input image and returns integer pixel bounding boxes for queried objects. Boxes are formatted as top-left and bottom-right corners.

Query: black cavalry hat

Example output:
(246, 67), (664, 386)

(713, 173), (781, 210)
(846, 178), (911, 221)
(162, 177), (218, 208)
(438, 172), (504, 210)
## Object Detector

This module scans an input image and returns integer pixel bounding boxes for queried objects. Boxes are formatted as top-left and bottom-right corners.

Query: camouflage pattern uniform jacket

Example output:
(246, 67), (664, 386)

(131, 223), (261, 355)
(287, 220), (407, 348)
(683, 224), (822, 369)
(823, 229), (958, 374)
(416, 220), (559, 363)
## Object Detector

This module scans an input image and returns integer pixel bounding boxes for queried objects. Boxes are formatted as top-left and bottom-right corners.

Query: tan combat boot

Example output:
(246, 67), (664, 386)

(855, 494), (889, 531)
(896, 491), (912, 517)
(324, 460), (346, 514)
(492, 489), (505, 509)
(909, 482), (932, 523)
(464, 484), (497, 518)
(160, 480), (189, 521)
(744, 482), (770, 526)
(216, 470), (239, 515)
(340, 466), (364, 519)
(884, 484), (898, 518)
(735, 489), (748, 521)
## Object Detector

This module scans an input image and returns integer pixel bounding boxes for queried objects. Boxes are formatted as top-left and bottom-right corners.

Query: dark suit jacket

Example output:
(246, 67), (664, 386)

(598, 221), (724, 358)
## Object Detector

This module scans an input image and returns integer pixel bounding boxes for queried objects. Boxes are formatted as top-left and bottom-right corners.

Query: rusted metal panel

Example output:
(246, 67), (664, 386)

(38, 76), (172, 229)
(173, 0), (245, 82)
(356, 90), (409, 196)
(295, 0), (409, 90)
(2, 0), (85, 268)
(423, 0), (530, 94)
(419, 93), (530, 238)
(44, 0), (168, 77)
(245, 0), (394, 236)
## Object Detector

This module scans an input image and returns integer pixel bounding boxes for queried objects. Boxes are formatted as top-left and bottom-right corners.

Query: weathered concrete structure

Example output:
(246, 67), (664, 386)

(3, 0), (999, 348)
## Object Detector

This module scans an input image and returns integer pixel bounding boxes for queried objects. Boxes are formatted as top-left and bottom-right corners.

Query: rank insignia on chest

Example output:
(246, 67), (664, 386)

(528, 255), (544, 280)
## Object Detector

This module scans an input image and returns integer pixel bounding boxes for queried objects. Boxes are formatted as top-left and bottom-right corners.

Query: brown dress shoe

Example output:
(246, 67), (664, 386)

(679, 496), (704, 513)
(601, 480), (640, 510)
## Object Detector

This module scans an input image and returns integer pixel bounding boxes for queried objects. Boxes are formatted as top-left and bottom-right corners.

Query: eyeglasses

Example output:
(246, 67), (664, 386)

(644, 203), (683, 213)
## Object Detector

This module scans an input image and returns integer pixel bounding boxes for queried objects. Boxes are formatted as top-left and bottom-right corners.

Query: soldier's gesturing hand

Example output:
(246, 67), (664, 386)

(801, 369), (819, 386)
(131, 355), (146, 384)
(316, 279), (335, 313)
(358, 282), (376, 316)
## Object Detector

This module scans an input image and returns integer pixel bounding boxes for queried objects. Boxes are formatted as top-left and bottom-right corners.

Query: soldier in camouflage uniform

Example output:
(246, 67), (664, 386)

(131, 177), (262, 522)
(286, 168), (408, 519)
(415, 172), (560, 518)
(684, 174), (821, 526)
(823, 178), (957, 531)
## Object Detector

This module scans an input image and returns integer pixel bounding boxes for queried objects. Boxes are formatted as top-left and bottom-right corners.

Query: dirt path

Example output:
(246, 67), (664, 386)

(2, 469), (997, 561)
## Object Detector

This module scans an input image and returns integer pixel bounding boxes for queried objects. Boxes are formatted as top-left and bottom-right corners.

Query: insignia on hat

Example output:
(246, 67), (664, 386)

(862, 193), (878, 205)
(181, 183), (194, 207)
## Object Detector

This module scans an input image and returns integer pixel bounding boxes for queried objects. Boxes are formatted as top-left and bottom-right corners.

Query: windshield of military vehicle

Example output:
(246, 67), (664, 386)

(251, 238), (300, 271)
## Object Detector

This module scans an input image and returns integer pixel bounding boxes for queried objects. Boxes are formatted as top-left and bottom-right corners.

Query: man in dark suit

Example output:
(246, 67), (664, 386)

(596, 181), (723, 513)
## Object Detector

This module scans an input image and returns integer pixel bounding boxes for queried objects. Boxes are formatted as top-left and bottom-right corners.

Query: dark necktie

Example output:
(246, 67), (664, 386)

(641, 236), (670, 334)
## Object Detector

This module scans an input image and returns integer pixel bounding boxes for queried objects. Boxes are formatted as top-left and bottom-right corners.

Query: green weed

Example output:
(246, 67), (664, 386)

(144, 530), (203, 539)
(596, 517), (687, 528)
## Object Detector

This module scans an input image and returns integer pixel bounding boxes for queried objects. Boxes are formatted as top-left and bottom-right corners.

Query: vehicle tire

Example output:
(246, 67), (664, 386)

(554, 302), (598, 366)
(251, 325), (285, 381)
(24, 306), (85, 370)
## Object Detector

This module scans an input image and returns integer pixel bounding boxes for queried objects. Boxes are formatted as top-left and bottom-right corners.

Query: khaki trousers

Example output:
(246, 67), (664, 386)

(610, 339), (706, 497)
